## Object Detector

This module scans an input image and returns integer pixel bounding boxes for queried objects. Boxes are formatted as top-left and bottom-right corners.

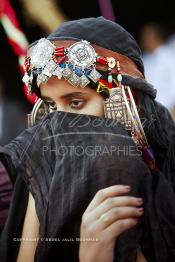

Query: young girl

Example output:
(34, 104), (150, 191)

(0, 17), (175, 262)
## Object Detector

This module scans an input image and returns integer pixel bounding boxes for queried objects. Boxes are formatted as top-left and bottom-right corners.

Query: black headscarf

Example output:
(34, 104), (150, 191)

(31, 17), (146, 97)
(47, 16), (144, 75)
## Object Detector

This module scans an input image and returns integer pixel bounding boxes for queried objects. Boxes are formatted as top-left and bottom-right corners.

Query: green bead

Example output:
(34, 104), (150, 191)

(117, 74), (122, 82)
(108, 75), (113, 83)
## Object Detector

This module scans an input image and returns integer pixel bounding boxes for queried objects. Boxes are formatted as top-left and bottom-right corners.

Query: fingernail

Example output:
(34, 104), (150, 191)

(124, 185), (131, 191)
(138, 208), (144, 213)
(134, 218), (139, 223)
(137, 198), (143, 204)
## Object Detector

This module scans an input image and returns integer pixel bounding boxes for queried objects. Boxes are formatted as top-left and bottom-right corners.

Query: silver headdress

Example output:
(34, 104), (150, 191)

(23, 38), (102, 91)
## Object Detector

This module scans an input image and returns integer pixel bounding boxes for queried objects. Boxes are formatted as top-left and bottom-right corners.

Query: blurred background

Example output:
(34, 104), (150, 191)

(0, 0), (175, 145)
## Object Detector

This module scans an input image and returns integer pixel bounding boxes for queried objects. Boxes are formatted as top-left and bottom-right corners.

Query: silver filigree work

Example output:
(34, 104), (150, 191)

(68, 74), (81, 87)
(52, 67), (63, 79)
(67, 40), (97, 69)
(88, 68), (102, 83)
(62, 66), (72, 79)
(37, 74), (49, 87)
(104, 87), (132, 130)
(29, 38), (54, 68)
(23, 39), (112, 89)
(80, 74), (90, 88)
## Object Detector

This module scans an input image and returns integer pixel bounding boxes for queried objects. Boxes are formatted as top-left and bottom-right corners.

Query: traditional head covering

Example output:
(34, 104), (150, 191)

(47, 16), (144, 74)
(23, 17), (158, 169)
(24, 17), (147, 92)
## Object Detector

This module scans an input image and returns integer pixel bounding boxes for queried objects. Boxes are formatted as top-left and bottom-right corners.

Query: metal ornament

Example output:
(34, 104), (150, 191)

(29, 38), (54, 68)
(52, 67), (63, 79)
(89, 68), (102, 83)
(104, 87), (132, 130)
(67, 40), (97, 68)
(27, 98), (47, 127)
(37, 74), (49, 87)
(68, 73), (81, 87)
(44, 60), (58, 73)
(107, 57), (116, 68)
(80, 74), (90, 88)
(62, 65), (72, 80)
(23, 38), (114, 90)
(104, 84), (149, 151)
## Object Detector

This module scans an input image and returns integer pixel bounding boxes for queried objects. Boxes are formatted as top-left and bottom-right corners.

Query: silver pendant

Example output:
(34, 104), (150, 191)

(88, 68), (101, 83)
(68, 74), (81, 87)
(37, 74), (49, 87)
(62, 66), (72, 79)
(52, 66), (63, 79)
(104, 87), (132, 130)
(45, 60), (57, 73)
(80, 74), (90, 88)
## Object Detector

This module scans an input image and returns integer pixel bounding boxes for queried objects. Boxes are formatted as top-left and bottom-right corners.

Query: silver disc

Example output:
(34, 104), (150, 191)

(29, 38), (54, 68)
(67, 40), (97, 68)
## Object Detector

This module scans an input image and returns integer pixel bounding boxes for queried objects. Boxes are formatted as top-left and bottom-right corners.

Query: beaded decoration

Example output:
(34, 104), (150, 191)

(23, 38), (120, 93)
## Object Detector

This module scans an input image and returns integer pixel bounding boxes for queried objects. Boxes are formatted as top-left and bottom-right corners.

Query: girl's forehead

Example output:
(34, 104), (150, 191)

(40, 77), (96, 97)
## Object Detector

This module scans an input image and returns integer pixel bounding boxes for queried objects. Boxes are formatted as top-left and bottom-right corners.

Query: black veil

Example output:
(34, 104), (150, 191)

(0, 110), (175, 262)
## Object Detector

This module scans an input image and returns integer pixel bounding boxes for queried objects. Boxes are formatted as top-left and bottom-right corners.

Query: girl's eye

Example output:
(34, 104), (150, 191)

(44, 100), (57, 111)
(49, 101), (57, 111)
(69, 99), (86, 109)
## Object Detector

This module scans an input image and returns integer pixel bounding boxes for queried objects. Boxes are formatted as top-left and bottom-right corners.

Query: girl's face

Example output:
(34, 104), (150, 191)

(40, 76), (104, 117)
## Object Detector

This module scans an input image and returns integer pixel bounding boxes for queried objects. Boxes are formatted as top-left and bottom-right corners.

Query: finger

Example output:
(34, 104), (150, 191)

(84, 185), (131, 214)
(88, 196), (143, 222)
(104, 218), (139, 240)
(100, 206), (143, 229)
(82, 207), (143, 234)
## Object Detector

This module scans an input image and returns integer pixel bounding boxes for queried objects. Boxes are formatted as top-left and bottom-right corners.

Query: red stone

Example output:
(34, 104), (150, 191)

(24, 57), (30, 71)
(54, 51), (65, 56)
(97, 56), (107, 65)
(57, 56), (66, 64)
(55, 47), (65, 51)
(25, 64), (30, 71)
(108, 82), (113, 88)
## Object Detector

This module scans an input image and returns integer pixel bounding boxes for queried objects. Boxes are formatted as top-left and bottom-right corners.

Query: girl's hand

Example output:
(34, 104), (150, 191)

(79, 185), (143, 262)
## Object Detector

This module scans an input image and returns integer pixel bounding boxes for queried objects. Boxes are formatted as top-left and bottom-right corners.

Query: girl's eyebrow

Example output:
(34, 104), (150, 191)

(42, 92), (87, 101)
(61, 92), (87, 99)
(41, 96), (53, 101)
